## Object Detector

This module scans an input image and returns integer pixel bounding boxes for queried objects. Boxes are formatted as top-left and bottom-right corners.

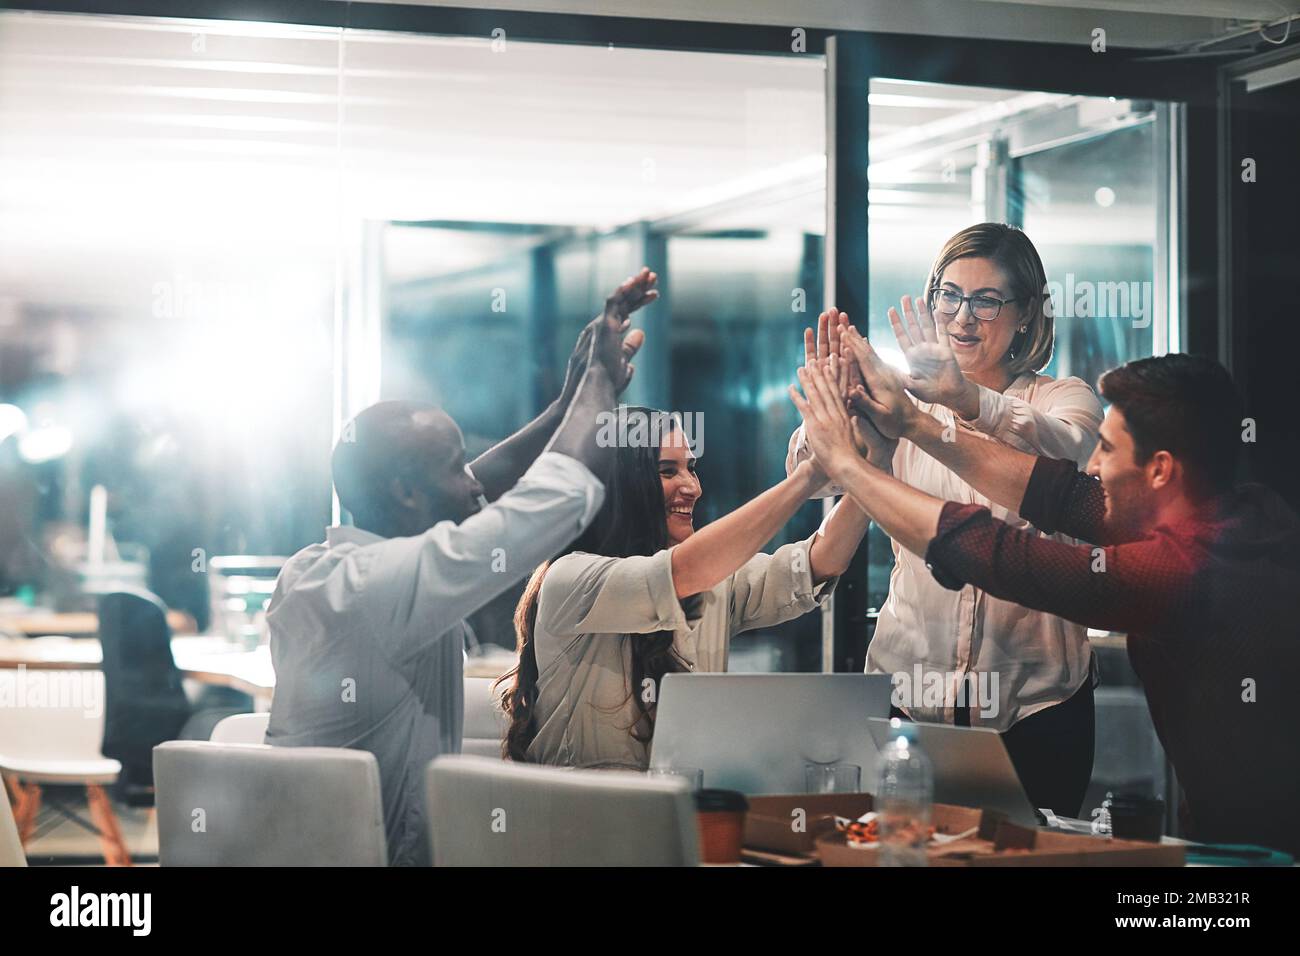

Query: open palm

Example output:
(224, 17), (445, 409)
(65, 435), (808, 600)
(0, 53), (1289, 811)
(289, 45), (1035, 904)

(887, 293), (966, 408)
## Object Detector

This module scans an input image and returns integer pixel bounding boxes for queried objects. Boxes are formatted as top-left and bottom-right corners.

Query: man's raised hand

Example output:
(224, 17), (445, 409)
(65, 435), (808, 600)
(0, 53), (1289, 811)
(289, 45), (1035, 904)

(591, 267), (657, 395)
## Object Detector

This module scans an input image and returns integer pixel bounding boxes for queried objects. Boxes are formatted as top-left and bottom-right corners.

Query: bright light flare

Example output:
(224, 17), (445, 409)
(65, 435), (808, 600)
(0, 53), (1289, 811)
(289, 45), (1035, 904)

(0, 403), (27, 443)
(18, 424), (73, 463)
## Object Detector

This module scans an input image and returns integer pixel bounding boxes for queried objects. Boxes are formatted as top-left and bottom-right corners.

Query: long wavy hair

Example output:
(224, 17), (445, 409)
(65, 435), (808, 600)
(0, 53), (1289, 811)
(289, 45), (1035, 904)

(495, 408), (689, 761)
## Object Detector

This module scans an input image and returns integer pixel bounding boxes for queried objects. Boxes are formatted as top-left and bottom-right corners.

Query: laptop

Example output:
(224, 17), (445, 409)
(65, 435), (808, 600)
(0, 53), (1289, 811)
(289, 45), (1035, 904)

(649, 673), (893, 794)
(866, 717), (1040, 827)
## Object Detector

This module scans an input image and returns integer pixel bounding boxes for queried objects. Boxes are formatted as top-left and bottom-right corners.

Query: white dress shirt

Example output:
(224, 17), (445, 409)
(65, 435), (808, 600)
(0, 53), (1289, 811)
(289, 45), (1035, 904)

(788, 373), (1103, 731)
(264, 452), (603, 866)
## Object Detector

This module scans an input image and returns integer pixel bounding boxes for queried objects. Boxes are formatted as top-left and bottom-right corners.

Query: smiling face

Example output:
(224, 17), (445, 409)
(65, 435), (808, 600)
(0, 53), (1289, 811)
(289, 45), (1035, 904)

(1085, 405), (1158, 539)
(657, 426), (700, 545)
(935, 257), (1024, 386)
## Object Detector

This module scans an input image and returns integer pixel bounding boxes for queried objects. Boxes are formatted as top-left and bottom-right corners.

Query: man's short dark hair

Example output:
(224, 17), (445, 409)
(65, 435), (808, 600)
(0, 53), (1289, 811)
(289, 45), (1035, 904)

(1098, 353), (1243, 497)
(331, 401), (436, 529)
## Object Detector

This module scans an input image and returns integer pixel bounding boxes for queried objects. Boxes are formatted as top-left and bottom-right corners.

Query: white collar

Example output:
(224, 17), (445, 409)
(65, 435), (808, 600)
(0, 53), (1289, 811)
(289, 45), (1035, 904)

(326, 525), (386, 548)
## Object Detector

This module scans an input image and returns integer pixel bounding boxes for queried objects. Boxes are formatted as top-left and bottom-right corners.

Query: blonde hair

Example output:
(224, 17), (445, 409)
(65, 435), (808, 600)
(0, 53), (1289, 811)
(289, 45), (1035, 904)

(926, 223), (1054, 376)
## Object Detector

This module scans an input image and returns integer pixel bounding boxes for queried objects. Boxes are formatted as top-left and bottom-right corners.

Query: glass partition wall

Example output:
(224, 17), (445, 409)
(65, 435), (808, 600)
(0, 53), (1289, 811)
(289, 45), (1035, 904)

(375, 38), (828, 666)
(0, 11), (830, 660)
(863, 78), (1181, 615)
(0, 13), (343, 627)
(0, 11), (1185, 689)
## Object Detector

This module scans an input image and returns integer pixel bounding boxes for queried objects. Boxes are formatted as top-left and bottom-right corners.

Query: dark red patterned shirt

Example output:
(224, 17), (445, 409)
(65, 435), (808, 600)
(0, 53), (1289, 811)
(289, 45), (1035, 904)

(925, 456), (1300, 854)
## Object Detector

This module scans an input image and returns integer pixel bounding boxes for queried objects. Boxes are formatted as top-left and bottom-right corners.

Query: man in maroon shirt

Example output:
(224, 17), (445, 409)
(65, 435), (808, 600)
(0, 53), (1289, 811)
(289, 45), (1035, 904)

(790, 339), (1300, 854)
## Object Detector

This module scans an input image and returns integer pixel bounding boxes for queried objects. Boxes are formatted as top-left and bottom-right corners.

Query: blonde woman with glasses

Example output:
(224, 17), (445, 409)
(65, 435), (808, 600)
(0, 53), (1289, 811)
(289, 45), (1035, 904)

(787, 222), (1104, 817)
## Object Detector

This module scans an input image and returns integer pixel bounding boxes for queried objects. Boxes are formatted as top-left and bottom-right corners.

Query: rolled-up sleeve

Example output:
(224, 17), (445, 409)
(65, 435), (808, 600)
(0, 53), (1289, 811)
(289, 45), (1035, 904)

(728, 536), (837, 635)
(923, 500), (1190, 634)
(1019, 456), (1110, 544)
(538, 549), (703, 637)
(359, 452), (605, 665)
(967, 376), (1102, 464)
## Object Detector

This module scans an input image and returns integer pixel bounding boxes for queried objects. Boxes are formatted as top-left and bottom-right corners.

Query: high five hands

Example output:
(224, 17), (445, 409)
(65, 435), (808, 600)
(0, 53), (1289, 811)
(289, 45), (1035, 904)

(836, 324), (919, 443)
(561, 268), (658, 400)
(800, 310), (898, 470)
(789, 357), (864, 486)
(887, 292), (980, 420)
(804, 308), (863, 407)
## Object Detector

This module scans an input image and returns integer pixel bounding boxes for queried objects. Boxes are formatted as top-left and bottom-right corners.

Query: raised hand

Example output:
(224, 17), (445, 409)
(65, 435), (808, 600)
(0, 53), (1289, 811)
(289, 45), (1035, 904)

(839, 325), (916, 441)
(888, 292), (977, 416)
(590, 267), (657, 395)
(804, 307), (863, 404)
(789, 356), (861, 483)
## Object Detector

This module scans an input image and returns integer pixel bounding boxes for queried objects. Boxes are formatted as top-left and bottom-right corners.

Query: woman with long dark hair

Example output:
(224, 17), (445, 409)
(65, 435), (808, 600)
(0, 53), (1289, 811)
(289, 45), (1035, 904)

(497, 384), (887, 769)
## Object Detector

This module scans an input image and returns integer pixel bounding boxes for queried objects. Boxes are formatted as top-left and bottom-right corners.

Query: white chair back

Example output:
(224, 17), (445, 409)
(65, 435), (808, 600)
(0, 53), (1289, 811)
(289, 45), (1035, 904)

(0, 668), (119, 784)
(425, 755), (699, 866)
(153, 741), (386, 865)
(209, 712), (270, 744)
(462, 676), (508, 758)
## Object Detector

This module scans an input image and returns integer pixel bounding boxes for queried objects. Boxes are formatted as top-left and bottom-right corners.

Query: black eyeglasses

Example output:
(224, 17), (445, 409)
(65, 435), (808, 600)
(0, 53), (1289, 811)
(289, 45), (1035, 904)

(927, 287), (1023, 322)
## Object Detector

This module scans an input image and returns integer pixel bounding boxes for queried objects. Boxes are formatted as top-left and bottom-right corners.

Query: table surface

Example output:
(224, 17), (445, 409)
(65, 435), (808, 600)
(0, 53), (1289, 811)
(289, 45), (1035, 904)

(0, 633), (275, 701)
(0, 634), (518, 704)
(0, 608), (197, 637)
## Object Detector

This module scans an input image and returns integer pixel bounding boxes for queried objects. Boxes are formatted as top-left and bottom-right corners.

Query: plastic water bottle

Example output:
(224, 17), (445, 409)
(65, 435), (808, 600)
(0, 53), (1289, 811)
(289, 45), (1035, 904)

(875, 718), (934, 866)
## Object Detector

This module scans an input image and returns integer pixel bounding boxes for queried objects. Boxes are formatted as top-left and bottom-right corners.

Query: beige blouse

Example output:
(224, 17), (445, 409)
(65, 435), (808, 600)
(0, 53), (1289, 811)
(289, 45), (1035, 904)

(526, 537), (835, 769)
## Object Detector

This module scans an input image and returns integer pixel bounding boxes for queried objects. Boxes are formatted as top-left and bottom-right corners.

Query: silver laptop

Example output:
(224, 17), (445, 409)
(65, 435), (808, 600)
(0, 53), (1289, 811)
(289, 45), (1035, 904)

(866, 717), (1039, 827)
(650, 673), (893, 794)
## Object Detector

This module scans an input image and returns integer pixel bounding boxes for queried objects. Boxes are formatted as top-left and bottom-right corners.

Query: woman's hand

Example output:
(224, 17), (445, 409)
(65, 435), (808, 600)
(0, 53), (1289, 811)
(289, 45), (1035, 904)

(789, 356), (863, 484)
(840, 325), (917, 441)
(888, 292), (980, 419)
(800, 315), (896, 470)
(804, 308), (864, 404)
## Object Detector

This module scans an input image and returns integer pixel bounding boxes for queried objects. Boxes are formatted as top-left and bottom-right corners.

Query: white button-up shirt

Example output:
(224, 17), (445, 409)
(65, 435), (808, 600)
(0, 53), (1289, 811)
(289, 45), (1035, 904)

(264, 452), (603, 865)
(788, 373), (1103, 731)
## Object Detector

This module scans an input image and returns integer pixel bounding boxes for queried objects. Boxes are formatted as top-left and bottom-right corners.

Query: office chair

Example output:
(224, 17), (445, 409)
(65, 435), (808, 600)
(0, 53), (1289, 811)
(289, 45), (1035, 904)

(98, 589), (247, 806)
